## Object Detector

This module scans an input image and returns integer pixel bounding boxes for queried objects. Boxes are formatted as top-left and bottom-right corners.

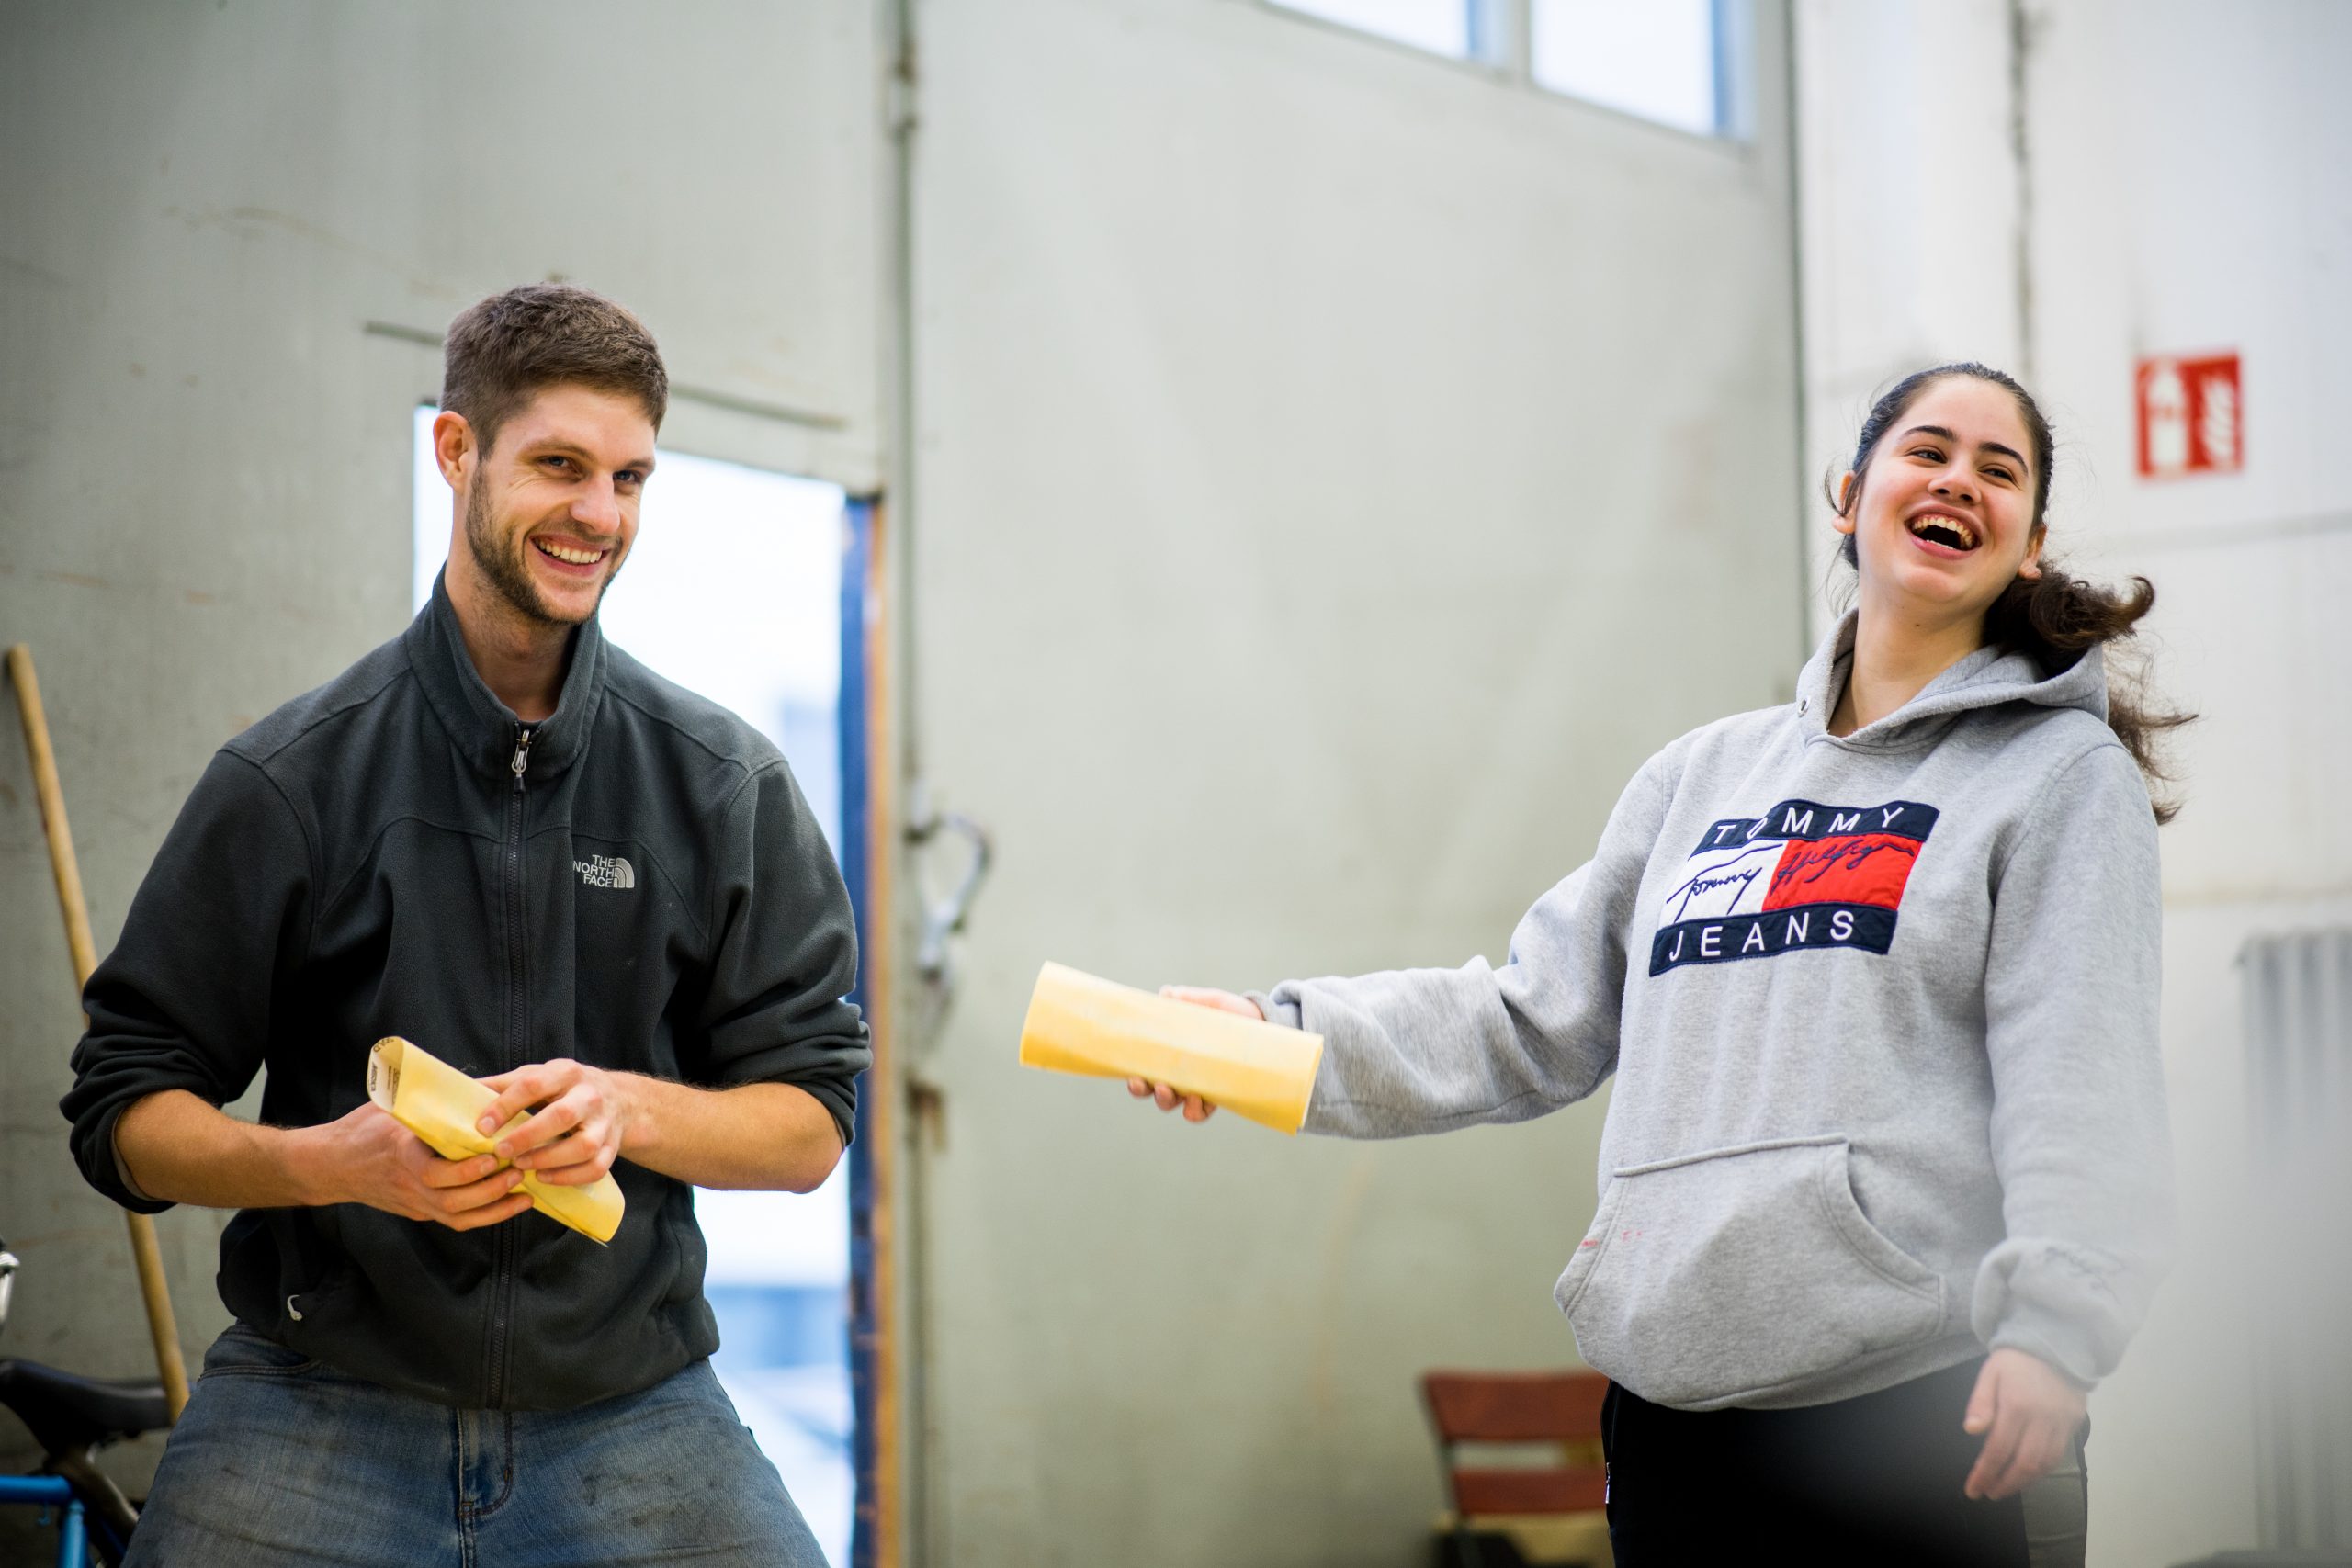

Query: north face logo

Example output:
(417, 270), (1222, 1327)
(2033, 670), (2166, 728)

(575, 853), (637, 890)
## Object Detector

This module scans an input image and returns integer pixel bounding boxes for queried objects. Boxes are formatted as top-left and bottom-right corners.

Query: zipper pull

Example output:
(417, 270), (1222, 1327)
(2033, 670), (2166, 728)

(511, 725), (535, 785)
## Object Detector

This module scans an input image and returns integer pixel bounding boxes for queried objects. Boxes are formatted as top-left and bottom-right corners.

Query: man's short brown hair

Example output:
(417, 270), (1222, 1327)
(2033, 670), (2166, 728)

(440, 284), (668, 454)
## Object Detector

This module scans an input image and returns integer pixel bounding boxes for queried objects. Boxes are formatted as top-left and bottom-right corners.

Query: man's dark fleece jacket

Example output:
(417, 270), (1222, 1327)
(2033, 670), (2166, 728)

(61, 577), (868, 1411)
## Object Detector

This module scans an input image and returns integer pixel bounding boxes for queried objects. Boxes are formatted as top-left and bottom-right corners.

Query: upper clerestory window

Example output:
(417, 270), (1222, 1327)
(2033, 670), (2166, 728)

(1262, 0), (1749, 141)
(1266, 0), (1479, 60)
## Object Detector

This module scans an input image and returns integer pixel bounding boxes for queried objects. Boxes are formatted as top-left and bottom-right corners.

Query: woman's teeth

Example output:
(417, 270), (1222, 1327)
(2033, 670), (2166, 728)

(1907, 515), (1977, 550)
(535, 540), (604, 566)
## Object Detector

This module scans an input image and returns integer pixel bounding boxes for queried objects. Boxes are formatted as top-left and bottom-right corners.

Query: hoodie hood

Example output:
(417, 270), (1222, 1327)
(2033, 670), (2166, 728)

(1795, 609), (2109, 750)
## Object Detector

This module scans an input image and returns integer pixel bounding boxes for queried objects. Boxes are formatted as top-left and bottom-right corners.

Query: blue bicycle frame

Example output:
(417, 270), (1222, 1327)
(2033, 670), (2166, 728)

(0, 1472), (88, 1565)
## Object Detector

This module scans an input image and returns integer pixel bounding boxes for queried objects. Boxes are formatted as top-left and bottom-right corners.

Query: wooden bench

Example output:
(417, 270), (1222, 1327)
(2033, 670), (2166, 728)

(1420, 1369), (1611, 1568)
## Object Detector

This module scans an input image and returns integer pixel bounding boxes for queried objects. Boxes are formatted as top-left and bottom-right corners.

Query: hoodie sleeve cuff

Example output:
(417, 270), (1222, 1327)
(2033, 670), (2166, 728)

(111, 1116), (158, 1205)
(1971, 1242), (2132, 1391)
(1984, 1320), (2100, 1393)
(1245, 989), (1303, 1031)
(85, 1103), (175, 1215)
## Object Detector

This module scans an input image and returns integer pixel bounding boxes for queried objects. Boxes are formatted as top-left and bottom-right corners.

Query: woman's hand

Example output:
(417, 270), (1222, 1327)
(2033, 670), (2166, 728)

(1962, 1347), (2087, 1500)
(1123, 986), (1266, 1123)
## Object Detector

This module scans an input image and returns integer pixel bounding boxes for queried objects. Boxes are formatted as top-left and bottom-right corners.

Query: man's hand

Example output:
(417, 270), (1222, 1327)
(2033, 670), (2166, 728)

(1122, 985), (1265, 1123)
(1962, 1347), (2087, 1500)
(475, 1058), (636, 1188)
(301, 1103), (536, 1231)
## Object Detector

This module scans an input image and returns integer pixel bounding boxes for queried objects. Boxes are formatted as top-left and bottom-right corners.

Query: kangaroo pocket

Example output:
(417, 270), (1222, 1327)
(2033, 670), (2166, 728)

(1554, 1135), (1946, 1409)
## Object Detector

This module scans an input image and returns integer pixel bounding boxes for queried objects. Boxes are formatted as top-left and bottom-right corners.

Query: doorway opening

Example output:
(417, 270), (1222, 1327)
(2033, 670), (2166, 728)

(412, 412), (867, 1565)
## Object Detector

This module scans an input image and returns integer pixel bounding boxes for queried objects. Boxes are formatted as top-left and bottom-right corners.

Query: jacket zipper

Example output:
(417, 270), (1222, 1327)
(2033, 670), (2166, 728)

(488, 722), (534, 1409)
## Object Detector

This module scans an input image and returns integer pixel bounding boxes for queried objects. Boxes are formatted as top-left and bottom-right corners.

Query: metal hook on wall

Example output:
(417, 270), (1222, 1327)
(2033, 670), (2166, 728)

(904, 781), (991, 995)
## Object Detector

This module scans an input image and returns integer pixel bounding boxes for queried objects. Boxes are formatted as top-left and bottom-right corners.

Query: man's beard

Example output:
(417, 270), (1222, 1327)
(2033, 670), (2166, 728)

(464, 479), (615, 627)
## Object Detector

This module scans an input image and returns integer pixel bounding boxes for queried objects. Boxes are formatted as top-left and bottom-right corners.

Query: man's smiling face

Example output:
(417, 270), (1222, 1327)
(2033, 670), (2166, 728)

(449, 383), (657, 628)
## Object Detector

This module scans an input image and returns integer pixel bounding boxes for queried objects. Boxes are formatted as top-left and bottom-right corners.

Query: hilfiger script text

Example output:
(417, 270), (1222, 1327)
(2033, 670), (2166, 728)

(1650, 798), (1939, 976)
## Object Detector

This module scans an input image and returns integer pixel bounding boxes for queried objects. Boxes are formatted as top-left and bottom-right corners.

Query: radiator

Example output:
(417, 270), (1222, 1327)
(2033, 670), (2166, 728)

(2240, 928), (2352, 1548)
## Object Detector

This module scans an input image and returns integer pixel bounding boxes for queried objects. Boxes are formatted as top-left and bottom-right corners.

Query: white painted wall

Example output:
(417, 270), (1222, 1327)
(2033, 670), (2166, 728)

(1795, 3), (2352, 1562)
(903, 0), (1801, 1561)
(0, 2), (883, 1542)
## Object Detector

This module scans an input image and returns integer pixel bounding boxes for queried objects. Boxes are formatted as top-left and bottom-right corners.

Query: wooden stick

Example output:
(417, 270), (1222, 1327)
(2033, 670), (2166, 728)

(6, 644), (190, 1418)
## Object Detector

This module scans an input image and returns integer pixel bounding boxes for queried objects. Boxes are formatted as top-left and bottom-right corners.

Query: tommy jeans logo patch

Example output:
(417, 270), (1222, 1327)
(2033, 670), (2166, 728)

(1650, 799), (1939, 976)
(574, 853), (637, 890)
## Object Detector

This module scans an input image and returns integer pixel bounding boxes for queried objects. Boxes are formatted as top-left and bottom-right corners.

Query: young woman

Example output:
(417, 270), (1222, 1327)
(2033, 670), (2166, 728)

(1134, 364), (2181, 1566)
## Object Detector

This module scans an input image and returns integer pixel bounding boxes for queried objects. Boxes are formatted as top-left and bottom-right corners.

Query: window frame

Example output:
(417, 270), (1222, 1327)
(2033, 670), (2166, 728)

(1255, 0), (1756, 145)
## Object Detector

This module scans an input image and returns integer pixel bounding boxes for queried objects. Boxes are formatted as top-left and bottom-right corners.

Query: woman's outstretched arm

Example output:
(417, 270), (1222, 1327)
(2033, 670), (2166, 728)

(1143, 751), (1676, 1137)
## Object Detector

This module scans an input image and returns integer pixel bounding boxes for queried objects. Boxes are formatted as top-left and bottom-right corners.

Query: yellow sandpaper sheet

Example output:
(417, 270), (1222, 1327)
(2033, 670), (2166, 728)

(366, 1037), (624, 1245)
(1017, 962), (1324, 1134)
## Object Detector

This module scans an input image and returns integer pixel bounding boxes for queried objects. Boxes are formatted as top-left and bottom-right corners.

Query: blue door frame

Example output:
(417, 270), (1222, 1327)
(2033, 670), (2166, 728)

(839, 496), (883, 1568)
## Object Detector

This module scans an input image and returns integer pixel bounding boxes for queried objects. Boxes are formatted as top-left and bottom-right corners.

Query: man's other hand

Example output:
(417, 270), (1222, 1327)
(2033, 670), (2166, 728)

(307, 1103), (535, 1230)
(476, 1058), (634, 1188)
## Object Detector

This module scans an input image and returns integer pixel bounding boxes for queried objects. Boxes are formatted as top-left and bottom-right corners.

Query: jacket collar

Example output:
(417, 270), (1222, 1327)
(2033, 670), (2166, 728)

(403, 570), (606, 784)
(1797, 607), (2109, 750)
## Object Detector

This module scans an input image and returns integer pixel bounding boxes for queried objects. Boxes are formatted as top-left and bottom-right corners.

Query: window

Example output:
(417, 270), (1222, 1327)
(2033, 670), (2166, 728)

(1266, 0), (1475, 59)
(1532, 0), (1728, 138)
(1261, 0), (1746, 141)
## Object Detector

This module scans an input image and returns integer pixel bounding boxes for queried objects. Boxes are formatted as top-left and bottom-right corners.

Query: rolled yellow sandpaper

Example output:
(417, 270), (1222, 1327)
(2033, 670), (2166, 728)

(1017, 962), (1324, 1134)
(366, 1037), (625, 1245)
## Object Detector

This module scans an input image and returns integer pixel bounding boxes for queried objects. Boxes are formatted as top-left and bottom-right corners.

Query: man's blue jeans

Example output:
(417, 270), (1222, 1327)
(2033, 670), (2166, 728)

(127, 1322), (828, 1566)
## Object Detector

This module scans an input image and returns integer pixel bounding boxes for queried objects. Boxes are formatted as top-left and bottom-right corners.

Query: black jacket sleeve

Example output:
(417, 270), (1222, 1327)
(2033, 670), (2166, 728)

(60, 749), (315, 1212)
(694, 758), (869, 1145)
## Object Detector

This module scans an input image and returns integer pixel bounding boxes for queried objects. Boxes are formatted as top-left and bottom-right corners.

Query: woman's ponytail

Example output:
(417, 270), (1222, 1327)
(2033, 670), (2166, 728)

(1981, 567), (2192, 823)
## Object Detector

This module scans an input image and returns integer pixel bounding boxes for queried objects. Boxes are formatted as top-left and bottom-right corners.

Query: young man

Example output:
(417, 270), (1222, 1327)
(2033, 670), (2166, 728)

(62, 284), (863, 1565)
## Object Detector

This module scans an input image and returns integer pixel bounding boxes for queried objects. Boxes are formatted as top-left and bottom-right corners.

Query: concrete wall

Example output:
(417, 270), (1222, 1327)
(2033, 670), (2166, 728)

(901, 1), (1802, 1561)
(8, 5), (1812, 1563)
(1794, 3), (2352, 1562)
(0, 0), (883, 1540)
(30, 2), (2312, 1563)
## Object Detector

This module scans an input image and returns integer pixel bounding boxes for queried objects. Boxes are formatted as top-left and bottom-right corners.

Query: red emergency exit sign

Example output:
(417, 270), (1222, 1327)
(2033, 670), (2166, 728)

(2136, 352), (2242, 479)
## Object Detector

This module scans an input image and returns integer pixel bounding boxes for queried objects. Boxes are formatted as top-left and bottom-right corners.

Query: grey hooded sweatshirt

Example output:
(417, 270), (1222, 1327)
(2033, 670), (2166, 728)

(1256, 613), (2170, 1411)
